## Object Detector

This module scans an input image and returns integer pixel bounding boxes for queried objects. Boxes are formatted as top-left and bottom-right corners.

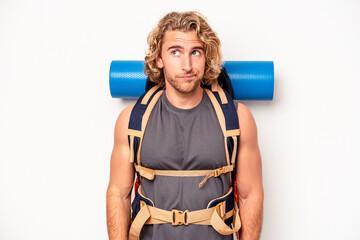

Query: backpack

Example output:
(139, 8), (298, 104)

(127, 67), (241, 240)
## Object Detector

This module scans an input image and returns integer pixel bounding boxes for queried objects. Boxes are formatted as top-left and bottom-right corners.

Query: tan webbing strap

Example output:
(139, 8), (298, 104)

(128, 129), (141, 163)
(134, 163), (211, 179)
(231, 136), (238, 165)
(129, 135), (135, 163)
(211, 80), (218, 92)
(145, 204), (220, 225)
(218, 88), (228, 105)
(205, 89), (226, 141)
(129, 201), (151, 240)
(141, 85), (160, 105)
(223, 209), (234, 220)
(211, 81), (228, 104)
(134, 164), (155, 180)
(224, 138), (231, 179)
(226, 129), (240, 137)
(224, 130), (240, 165)
(154, 169), (212, 177)
(128, 129), (142, 137)
(134, 163), (234, 188)
(211, 201), (241, 235)
(199, 165), (234, 188)
(137, 89), (164, 166)
(129, 201), (239, 239)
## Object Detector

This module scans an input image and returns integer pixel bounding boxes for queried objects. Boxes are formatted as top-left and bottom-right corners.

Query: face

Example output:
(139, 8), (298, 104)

(156, 30), (206, 94)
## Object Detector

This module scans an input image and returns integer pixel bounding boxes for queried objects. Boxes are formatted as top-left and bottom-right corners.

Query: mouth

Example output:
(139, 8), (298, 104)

(178, 74), (196, 80)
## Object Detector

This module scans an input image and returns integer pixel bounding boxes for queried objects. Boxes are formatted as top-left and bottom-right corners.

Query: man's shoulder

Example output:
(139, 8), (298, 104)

(235, 102), (258, 139)
(115, 104), (135, 131)
(236, 102), (252, 117)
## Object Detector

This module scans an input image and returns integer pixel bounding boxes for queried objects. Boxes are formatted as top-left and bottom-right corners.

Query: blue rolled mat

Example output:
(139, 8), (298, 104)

(109, 60), (274, 100)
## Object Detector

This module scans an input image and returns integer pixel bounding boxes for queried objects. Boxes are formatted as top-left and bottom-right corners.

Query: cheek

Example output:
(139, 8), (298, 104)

(165, 59), (179, 72)
(199, 60), (206, 74)
(198, 55), (206, 67)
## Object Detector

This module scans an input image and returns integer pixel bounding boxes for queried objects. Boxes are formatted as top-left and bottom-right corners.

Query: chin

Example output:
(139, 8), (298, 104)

(166, 75), (202, 94)
(178, 83), (201, 94)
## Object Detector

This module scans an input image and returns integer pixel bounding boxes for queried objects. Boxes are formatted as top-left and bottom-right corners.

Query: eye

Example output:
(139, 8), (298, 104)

(171, 50), (180, 56)
(192, 50), (200, 56)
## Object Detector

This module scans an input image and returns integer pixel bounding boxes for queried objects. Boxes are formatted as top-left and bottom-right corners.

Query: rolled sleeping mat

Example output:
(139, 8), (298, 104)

(109, 60), (274, 100)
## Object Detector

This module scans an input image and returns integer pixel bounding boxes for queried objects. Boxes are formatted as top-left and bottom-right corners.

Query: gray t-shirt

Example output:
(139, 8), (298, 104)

(140, 90), (233, 240)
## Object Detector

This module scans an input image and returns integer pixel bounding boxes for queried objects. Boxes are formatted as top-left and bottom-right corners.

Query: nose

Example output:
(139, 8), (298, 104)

(182, 55), (192, 73)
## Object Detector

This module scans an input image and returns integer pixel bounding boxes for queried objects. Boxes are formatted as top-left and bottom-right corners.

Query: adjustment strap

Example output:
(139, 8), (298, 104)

(225, 129), (240, 165)
(129, 201), (151, 240)
(211, 201), (241, 235)
(129, 135), (135, 163)
(141, 85), (160, 105)
(128, 130), (141, 163)
(199, 165), (234, 188)
(134, 164), (212, 179)
(134, 164), (155, 180)
(226, 129), (240, 137)
(231, 136), (238, 165)
(211, 81), (228, 104)
(134, 164), (235, 188)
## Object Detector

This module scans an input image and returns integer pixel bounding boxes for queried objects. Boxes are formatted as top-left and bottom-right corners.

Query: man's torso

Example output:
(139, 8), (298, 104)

(139, 90), (233, 240)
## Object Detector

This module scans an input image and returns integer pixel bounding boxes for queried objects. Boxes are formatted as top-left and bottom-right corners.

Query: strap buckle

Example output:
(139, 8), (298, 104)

(171, 209), (189, 226)
(214, 167), (225, 177)
(215, 202), (226, 219)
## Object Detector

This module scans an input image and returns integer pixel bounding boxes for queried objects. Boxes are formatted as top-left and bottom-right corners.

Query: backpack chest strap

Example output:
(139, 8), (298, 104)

(134, 163), (234, 188)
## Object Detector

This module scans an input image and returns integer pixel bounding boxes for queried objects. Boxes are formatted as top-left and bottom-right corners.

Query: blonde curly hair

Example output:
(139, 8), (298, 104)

(144, 11), (222, 87)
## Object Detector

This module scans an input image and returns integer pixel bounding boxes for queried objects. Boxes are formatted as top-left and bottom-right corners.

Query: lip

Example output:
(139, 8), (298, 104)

(178, 74), (196, 80)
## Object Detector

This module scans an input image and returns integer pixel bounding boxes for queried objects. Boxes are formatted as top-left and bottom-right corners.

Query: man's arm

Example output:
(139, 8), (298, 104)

(106, 105), (135, 240)
(236, 103), (264, 240)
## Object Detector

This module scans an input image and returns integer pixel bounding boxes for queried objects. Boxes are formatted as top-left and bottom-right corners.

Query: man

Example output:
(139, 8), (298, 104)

(106, 11), (263, 240)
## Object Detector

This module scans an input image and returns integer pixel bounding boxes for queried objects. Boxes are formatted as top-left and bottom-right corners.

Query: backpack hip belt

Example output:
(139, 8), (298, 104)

(129, 185), (241, 240)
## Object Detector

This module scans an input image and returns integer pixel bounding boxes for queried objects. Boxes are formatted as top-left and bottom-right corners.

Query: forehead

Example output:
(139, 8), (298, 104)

(162, 30), (203, 48)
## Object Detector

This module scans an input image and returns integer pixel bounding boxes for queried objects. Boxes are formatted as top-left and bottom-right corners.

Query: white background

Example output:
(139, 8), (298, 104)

(1, 0), (360, 239)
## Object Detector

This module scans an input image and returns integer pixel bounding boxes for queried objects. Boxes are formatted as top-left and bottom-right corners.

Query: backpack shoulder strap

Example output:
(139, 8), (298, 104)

(128, 85), (164, 165)
(205, 81), (240, 183)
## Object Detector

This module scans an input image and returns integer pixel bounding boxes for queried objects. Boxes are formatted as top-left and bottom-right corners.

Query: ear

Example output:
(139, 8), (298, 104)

(156, 56), (164, 69)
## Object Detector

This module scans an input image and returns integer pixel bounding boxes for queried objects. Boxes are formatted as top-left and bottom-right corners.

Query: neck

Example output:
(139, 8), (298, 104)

(165, 86), (204, 109)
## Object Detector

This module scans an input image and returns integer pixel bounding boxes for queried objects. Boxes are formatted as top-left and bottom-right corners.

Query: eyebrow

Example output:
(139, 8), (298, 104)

(167, 45), (204, 51)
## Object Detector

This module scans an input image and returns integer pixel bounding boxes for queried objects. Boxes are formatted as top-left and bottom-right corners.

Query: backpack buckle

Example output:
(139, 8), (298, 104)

(215, 202), (226, 218)
(214, 167), (225, 177)
(171, 209), (189, 226)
